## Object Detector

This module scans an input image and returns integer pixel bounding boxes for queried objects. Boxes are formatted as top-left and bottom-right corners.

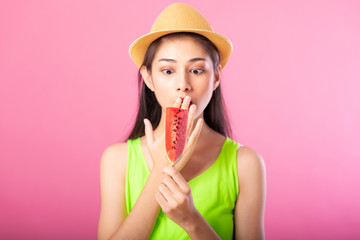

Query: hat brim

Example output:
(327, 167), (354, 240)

(129, 29), (233, 69)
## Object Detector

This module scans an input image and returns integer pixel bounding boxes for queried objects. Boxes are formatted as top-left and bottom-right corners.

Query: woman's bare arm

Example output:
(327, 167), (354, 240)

(97, 143), (165, 240)
(234, 146), (266, 240)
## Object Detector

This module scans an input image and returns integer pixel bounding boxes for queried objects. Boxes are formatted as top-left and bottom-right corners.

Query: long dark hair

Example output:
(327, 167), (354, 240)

(127, 32), (232, 139)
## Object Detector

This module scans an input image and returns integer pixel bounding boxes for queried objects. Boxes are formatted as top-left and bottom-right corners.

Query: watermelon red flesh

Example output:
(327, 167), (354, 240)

(165, 107), (188, 165)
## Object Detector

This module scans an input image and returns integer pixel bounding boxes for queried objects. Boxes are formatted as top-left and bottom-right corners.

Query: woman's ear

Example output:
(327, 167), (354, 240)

(140, 66), (155, 92)
(213, 65), (221, 91)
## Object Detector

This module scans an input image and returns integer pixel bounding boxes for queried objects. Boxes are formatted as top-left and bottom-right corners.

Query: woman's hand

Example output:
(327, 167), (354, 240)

(155, 166), (198, 231)
(144, 96), (203, 171)
(156, 166), (222, 239)
(143, 117), (168, 170)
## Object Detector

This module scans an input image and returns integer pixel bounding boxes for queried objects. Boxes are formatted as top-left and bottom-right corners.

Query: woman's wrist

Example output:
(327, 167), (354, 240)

(182, 211), (202, 234)
(183, 211), (221, 240)
(151, 161), (170, 173)
(150, 154), (173, 172)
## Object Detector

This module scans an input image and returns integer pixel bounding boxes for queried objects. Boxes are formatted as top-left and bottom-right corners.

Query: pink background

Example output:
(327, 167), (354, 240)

(1, 0), (359, 239)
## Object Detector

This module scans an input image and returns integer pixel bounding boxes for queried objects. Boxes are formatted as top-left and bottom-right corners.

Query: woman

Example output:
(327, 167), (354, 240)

(98, 3), (266, 240)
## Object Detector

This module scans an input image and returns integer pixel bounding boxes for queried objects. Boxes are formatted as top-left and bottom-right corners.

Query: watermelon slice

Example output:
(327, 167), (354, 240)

(165, 107), (188, 165)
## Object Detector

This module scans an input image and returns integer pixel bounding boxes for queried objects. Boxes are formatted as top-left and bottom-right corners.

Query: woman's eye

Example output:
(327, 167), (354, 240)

(191, 69), (204, 74)
(161, 69), (173, 75)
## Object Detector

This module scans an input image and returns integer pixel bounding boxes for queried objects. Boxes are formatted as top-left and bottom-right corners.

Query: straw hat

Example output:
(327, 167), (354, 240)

(129, 3), (233, 69)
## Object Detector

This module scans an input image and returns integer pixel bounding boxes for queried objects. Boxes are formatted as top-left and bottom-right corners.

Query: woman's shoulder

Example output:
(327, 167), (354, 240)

(236, 145), (266, 183)
(100, 141), (129, 177)
(237, 145), (264, 164)
(102, 141), (129, 159)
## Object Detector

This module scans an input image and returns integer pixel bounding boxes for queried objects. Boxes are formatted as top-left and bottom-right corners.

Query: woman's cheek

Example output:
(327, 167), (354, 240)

(153, 83), (173, 108)
(195, 82), (215, 115)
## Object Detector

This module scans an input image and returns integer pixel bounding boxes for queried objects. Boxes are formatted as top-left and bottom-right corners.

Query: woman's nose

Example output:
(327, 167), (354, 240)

(176, 71), (191, 92)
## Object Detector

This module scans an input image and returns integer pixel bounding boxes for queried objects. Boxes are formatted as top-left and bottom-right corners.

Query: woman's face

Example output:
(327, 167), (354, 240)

(142, 35), (220, 118)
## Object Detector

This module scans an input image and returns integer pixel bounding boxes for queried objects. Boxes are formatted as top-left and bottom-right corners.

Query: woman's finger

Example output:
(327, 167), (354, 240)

(159, 184), (177, 206)
(175, 118), (203, 171)
(186, 104), (196, 139)
(173, 97), (182, 108)
(180, 96), (191, 110)
(183, 118), (203, 157)
(187, 118), (203, 147)
(155, 192), (169, 212)
(161, 175), (184, 199)
(144, 118), (155, 144)
(163, 166), (191, 195)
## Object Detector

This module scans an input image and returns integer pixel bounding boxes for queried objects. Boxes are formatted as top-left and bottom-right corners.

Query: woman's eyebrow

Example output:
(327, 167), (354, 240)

(158, 58), (176, 62)
(188, 57), (206, 63)
(158, 57), (206, 63)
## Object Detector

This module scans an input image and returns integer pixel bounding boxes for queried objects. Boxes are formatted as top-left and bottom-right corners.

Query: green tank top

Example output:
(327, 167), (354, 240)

(125, 137), (241, 239)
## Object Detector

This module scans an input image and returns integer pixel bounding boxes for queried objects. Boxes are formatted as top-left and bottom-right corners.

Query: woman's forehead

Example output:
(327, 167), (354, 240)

(154, 36), (210, 61)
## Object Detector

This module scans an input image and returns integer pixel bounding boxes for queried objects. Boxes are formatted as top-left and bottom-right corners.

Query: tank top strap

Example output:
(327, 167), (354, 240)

(125, 137), (149, 215)
(219, 137), (242, 197)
